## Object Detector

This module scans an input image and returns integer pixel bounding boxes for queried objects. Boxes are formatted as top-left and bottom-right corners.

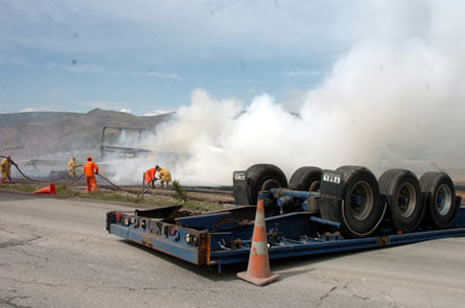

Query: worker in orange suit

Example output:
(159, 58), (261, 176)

(83, 156), (99, 192)
(144, 167), (157, 188)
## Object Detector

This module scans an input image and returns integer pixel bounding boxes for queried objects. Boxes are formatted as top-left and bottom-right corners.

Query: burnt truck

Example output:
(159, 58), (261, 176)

(106, 164), (465, 272)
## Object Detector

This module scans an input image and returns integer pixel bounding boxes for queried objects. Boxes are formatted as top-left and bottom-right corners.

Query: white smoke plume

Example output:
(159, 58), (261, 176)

(111, 1), (465, 186)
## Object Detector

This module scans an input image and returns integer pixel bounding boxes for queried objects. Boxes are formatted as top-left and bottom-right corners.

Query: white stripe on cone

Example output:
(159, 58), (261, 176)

(251, 240), (267, 255)
(254, 213), (265, 227)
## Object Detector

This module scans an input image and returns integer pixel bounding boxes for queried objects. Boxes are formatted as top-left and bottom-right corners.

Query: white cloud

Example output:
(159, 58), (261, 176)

(0, 0), (370, 63)
(142, 71), (179, 80)
(19, 107), (39, 112)
(39, 61), (178, 79)
(247, 87), (264, 95)
(80, 101), (129, 111)
(281, 70), (323, 78)
(62, 64), (106, 74)
(143, 109), (174, 116)
(18, 106), (57, 112)
(39, 61), (107, 74)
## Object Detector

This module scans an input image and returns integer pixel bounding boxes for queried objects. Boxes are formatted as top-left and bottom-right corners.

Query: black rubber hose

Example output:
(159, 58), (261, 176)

(0, 155), (40, 182)
(95, 173), (140, 195)
(96, 173), (123, 190)
(1, 154), (138, 195)
(0, 154), (81, 182)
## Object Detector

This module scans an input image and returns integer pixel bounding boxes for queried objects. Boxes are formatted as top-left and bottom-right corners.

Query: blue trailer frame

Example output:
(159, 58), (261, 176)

(106, 189), (465, 273)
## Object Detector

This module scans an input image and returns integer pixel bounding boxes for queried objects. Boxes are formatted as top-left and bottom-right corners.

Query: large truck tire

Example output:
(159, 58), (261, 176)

(379, 169), (424, 233)
(246, 164), (288, 205)
(420, 172), (458, 229)
(288, 166), (322, 192)
(335, 166), (386, 237)
(233, 164), (287, 205)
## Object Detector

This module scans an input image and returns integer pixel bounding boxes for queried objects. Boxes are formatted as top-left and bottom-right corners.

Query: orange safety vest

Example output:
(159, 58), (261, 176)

(145, 168), (156, 184)
(83, 161), (99, 177)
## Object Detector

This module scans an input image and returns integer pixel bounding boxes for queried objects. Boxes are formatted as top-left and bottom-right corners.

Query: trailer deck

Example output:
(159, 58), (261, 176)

(106, 192), (465, 273)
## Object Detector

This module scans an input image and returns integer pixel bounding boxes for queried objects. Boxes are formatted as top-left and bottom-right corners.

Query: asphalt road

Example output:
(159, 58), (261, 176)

(1, 191), (465, 308)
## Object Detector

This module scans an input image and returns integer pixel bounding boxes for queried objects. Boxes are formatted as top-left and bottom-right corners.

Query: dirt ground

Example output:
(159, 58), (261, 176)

(97, 184), (235, 204)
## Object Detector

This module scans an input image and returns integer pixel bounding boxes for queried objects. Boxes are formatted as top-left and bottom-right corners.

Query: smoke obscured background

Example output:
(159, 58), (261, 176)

(2, 1), (465, 186)
(109, 1), (465, 185)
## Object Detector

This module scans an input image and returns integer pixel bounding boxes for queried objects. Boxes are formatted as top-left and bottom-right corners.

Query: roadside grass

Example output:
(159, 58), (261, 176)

(0, 182), (224, 212)
(0, 183), (39, 193)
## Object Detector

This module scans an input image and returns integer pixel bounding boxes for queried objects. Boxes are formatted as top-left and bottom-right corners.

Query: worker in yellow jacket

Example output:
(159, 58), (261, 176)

(1, 156), (12, 184)
(68, 157), (77, 178)
(156, 165), (172, 188)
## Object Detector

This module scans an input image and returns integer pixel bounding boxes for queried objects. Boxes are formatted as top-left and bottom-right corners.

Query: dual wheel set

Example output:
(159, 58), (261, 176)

(233, 164), (460, 238)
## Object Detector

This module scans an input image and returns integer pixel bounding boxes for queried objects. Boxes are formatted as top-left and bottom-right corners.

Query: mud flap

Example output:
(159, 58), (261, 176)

(319, 170), (345, 224)
(233, 171), (250, 205)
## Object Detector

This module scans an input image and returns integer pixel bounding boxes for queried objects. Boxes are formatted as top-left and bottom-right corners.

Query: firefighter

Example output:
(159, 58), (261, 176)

(68, 157), (77, 178)
(156, 165), (172, 188)
(83, 156), (99, 192)
(1, 156), (12, 184)
(144, 167), (158, 188)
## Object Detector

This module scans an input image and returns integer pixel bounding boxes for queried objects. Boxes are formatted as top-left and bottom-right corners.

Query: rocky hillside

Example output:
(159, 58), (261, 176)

(0, 109), (173, 160)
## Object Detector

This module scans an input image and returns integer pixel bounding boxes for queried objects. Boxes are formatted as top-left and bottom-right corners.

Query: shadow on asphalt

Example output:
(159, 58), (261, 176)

(120, 239), (372, 282)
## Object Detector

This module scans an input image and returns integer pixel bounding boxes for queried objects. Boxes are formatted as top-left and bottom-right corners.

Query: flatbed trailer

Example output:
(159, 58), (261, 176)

(107, 164), (465, 273)
(106, 188), (465, 273)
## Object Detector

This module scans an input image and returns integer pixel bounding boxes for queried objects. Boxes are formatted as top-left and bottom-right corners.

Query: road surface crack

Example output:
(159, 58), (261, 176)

(382, 291), (400, 308)
(85, 285), (222, 295)
(0, 226), (18, 236)
(319, 286), (337, 302)
(0, 276), (63, 288)
(15, 249), (49, 263)
(0, 295), (31, 308)
(0, 235), (42, 249)
(353, 294), (370, 301)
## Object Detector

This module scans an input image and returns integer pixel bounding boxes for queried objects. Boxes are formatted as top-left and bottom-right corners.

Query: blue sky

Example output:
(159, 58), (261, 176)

(0, 0), (406, 115)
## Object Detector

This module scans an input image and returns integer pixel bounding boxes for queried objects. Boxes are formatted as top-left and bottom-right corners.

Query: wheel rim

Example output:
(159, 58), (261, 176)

(261, 178), (281, 191)
(308, 180), (320, 192)
(348, 181), (373, 221)
(436, 184), (452, 216)
(397, 183), (416, 218)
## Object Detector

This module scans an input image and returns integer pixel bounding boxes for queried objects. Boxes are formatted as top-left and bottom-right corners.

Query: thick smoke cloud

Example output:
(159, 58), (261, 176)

(111, 1), (465, 185)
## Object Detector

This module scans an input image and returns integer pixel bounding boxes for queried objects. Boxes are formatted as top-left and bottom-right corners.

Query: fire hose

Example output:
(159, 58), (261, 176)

(0, 155), (86, 183)
(0, 155), (42, 182)
(1, 154), (144, 195)
(96, 173), (123, 191)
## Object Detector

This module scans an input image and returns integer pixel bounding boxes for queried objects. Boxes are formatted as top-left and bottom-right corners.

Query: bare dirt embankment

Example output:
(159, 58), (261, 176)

(0, 109), (172, 160)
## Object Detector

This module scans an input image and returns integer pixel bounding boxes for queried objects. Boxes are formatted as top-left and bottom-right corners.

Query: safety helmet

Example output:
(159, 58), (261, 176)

(87, 156), (92, 161)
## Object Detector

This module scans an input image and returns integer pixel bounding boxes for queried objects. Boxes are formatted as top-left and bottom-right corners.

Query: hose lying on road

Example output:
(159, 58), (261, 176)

(96, 173), (123, 191)
(0, 155), (42, 182)
(0, 154), (83, 183)
(1, 154), (148, 196)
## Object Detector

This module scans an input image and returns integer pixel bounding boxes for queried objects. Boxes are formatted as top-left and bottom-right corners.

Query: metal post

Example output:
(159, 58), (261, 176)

(142, 172), (145, 195)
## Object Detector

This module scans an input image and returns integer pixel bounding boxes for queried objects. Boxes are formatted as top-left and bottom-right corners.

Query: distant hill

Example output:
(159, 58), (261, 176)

(0, 109), (173, 160)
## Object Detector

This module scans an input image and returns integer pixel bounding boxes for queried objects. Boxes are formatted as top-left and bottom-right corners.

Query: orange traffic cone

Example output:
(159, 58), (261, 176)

(34, 184), (56, 195)
(237, 197), (280, 286)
